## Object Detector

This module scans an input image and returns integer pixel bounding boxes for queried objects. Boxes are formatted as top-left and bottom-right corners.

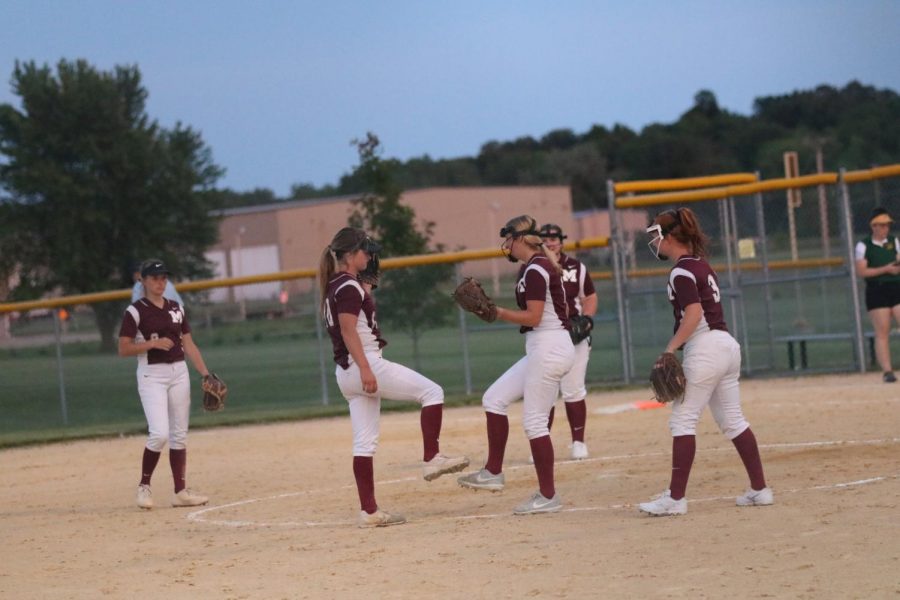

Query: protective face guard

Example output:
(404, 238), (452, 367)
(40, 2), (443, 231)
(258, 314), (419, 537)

(499, 221), (540, 263)
(646, 223), (667, 261)
(538, 225), (566, 241)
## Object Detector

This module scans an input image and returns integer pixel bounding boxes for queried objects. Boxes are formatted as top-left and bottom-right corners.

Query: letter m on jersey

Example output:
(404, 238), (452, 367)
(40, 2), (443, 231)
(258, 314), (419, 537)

(562, 268), (578, 283)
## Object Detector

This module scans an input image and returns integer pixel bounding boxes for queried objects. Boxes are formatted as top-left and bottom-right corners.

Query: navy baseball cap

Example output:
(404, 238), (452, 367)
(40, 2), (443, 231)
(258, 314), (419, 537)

(140, 259), (171, 278)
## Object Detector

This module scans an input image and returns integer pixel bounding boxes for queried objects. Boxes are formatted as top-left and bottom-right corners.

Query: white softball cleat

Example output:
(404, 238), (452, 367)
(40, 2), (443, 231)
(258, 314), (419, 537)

(513, 491), (562, 515)
(171, 488), (209, 507)
(736, 487), (774, 506)
(136, 484), (153, 510)
(422, 453), (470, 481)
(570, 441), (589, 460)
(358, 508), (406, 528)
(638, 489), (687, 516)
(457, 468), (505, 492)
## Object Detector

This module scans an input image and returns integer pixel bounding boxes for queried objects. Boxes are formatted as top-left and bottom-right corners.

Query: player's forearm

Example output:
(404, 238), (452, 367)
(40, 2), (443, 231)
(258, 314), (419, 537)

(496, 304), (542, 328)
(340, 329), (371, 369)
(581, 294), (598, 317)
(118, 338), (157, 357)
(183, 341), (209, 377)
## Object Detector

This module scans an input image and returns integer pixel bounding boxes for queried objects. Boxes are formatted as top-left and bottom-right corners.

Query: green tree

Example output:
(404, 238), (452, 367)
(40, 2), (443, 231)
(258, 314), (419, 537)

(348, 132), (455, 370)
(0, 59), (223, 350)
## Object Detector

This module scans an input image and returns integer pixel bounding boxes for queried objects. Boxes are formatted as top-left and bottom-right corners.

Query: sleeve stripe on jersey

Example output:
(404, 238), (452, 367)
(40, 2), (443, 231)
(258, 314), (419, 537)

(125, 305), (140, 328)
(525, 263), (551, 284)
(669, 267), (697, 287)
(335, 279), (365, 300)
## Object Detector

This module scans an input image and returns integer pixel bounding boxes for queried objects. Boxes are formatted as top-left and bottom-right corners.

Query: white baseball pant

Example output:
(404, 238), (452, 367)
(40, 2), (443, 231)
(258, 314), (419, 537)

(482, 329), (575, 439)
(336, 351), (444, 456)
(137, 361), (191, 452)
(669, 329), (749, 439)
(559, 337), (590, 402)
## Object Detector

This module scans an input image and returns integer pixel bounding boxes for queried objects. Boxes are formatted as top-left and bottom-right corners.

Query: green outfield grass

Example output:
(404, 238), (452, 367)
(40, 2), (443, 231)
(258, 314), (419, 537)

(2, 264), (891, 448)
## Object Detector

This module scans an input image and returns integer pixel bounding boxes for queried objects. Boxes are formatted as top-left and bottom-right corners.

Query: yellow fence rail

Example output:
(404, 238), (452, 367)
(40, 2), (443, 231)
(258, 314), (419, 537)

(0, 237), (611, 313)
(614, 163), (900, 208)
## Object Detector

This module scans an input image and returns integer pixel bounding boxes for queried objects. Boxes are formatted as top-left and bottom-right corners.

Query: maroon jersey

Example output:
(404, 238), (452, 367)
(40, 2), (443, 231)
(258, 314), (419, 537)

(559, 253), (596, 317)
(515, 255), (569, 334)
(667, 256), (728, 335)
(118, 298), (191, 365)
(324, 272), (387, 369)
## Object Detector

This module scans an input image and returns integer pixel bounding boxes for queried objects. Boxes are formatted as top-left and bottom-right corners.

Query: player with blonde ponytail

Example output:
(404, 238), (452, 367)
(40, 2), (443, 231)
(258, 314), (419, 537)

(457, 215), (575, 515)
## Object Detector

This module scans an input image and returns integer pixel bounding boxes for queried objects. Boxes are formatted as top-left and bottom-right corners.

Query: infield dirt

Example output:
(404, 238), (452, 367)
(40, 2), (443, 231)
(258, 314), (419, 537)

(1, 373), (898, 599)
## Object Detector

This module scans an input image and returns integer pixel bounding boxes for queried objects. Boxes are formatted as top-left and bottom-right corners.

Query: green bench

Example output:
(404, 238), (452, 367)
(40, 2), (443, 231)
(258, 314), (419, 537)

(775, 332), (883, 370)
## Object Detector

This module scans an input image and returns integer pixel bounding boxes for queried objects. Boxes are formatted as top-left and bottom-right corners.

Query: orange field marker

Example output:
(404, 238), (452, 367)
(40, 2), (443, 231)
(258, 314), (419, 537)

(633, 400), (666, 410)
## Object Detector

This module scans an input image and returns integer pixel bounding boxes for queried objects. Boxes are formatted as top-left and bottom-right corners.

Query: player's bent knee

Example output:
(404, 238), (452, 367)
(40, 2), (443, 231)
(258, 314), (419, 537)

(419, 384), (444, 408)
(353, 439), (379, 456)
(720, 420), (750, 440)
(482, 391), (512, 414)
(523, 414), (550, 439)
(146, 432), (168, 452)
(668, 417), (699, 438)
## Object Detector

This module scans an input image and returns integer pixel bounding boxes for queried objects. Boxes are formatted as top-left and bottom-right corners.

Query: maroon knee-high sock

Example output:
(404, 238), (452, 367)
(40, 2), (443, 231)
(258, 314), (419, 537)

(353, 456), (377, 514)
(529, 435), (556, 499)
(732, 428), (767, 490)
(484, 412), (509, 475)
(420, 404), (442, 462)
(668, 435), (696, 500)
(547, 406), (556, 432)
(565, 400), (587, 443)
(140, 448), (161, 485)
(169, 448), (186, 493)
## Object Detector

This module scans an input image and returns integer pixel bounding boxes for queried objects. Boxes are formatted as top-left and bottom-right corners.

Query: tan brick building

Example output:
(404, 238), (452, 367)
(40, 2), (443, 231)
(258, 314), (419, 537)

(207, 186), (646, 301)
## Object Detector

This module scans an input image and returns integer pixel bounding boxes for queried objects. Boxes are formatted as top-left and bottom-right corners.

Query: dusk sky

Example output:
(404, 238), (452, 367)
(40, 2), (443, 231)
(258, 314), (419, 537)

(3, 1), (898, 196)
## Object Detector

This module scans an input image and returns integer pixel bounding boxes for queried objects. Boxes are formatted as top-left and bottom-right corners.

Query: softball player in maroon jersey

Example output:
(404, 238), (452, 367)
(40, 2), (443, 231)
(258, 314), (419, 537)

(457, 215), (575, 515)
(319, 227), (469, 528)
(638, 208), (773, 516)
(118, 259), (211, 510)
(539, 223), (596, 460)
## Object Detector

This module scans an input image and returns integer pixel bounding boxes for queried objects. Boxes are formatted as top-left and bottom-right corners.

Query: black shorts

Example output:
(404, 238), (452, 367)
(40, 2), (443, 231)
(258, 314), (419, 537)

(865, 280), (900, 311)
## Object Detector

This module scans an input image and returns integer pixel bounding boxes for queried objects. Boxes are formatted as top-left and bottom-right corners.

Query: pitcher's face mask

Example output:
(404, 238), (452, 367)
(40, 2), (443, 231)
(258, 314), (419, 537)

(646, 223), (668, 261)
(499, 221), (539, 263)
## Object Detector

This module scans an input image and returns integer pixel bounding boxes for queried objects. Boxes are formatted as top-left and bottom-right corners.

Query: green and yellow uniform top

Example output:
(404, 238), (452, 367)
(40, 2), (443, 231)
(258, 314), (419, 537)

(856, 236), (900, 283)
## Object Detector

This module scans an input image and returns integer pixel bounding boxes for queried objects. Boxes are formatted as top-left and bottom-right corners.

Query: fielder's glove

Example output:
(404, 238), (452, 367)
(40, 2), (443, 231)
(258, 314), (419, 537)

(202, 373), (228, 412)
(568, 314), (594, 345)
(452, 277), (498, 323)
(649, 352), (686, 403)
(357, 254), (380, 289)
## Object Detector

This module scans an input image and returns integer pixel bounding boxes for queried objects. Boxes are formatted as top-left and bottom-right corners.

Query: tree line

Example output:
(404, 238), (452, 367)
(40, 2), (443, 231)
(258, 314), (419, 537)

(223, 82), (900, 212)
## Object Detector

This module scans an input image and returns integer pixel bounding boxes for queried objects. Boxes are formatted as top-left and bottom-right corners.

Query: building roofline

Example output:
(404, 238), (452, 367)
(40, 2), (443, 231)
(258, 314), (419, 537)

(212, 185), (572, 217)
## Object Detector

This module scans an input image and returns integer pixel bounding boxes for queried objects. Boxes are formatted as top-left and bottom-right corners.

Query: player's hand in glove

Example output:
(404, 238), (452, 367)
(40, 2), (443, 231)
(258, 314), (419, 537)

(649, 352), (686, 403)
(452, 277), (498, 323)
(358, 254), (380, 289)
(568, 314), (594, 344)
(202, 373), (228, 412)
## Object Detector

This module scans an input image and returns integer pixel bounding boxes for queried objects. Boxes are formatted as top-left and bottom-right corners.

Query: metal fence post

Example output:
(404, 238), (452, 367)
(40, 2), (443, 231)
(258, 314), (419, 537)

(52, 309), (69, 425)
(608, 179), (631, 383)
(754, 186), (776, 370)
(838, 169), (866, 372)
(455, 264), (473, 395)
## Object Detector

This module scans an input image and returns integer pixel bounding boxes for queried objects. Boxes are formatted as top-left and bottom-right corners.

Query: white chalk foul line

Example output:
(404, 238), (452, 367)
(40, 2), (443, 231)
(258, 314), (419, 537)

(186, 437), (900, 529)
(594, 395), (900, 415)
